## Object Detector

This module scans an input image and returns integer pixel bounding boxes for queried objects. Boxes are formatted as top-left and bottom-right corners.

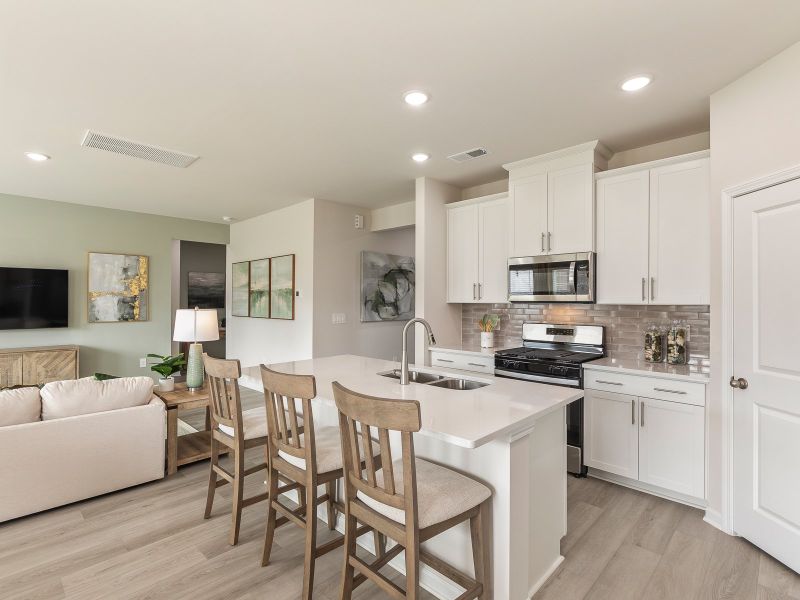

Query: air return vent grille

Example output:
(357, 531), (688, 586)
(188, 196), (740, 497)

(81, 130), (199, 168)
(447, 147), (489, 163)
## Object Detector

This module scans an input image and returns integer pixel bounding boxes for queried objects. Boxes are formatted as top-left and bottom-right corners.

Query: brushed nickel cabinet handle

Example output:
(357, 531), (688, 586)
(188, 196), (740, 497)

(478, 283), (482, 300)
(642, 278), (646, 302)
(654, 387), (687, 395)
(473, 283), (477, 300)
(596, 379), (623, 386)
(547, 232), (552, 252)
(436, 358), (454, 363)
(541, 232), (545, 253)
(651, 277), (655, 301)
(467, 362), (485, 367)
(640, 402), (645, 427)
(631, 398), (635, 425)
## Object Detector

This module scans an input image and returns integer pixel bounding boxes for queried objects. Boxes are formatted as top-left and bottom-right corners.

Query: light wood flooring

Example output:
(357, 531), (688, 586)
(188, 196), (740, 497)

(1, 393), (797, 599)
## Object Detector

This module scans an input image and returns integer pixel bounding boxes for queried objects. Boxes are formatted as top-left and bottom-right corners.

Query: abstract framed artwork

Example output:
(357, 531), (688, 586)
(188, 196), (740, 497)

(360, 251), (415, 322)
(249, 258), (270, 318)
(87, 252), (149, 322)
(231, 261), (250, 317)
(269, 254), (295, 320)
(187, 272), (225, 309)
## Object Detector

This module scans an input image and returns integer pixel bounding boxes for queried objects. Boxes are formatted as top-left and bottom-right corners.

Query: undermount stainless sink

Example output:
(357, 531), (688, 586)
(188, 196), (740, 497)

(427, 378), (489, 390)
(378, 369), (447, 384)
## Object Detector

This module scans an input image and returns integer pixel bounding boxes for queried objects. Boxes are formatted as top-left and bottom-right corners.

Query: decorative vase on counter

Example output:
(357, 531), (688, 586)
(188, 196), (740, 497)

(667, 321), (689, 365)
(644, 324), (665, 363)
(158, 376), (175, 392)
(480, 331), (494, 348)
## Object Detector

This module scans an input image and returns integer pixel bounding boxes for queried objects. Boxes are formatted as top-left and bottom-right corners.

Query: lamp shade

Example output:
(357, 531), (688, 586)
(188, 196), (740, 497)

(173, 308), (220, 343)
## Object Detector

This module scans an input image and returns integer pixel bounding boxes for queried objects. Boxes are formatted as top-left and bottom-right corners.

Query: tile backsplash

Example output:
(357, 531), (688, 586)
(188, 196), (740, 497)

(462, 303), (710, 365)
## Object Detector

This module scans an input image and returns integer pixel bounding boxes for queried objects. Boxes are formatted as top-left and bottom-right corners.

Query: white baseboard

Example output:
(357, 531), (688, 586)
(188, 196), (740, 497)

(703, 508), (735, 535)
(527, 555), (564, 599)
(587, 469), (706, 509)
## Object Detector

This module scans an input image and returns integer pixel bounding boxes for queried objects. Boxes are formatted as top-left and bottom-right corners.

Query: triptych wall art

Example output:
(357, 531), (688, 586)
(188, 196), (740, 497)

(231, 254), (295, 320)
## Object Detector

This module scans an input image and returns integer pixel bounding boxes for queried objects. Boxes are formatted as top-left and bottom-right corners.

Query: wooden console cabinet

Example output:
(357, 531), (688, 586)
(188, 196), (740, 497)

(0, 346), (79, 388)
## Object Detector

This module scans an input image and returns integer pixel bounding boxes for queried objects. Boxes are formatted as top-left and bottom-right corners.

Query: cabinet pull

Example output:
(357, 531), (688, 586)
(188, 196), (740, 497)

(631, 398), (635, 425)
(651, 277), (655, 301)
(473, 283), (477, 300)
(640, 402), (645, 427)
(596, 379), (623, 386)
(478, 283), (482, 300)
(641, 277), (646, 302)
(547, 232), (552, 252)
(467, 362), (485, 367)
(436, 358), (454, 363)
(653, 387), (687, 395)
(541, 232), (545, 253)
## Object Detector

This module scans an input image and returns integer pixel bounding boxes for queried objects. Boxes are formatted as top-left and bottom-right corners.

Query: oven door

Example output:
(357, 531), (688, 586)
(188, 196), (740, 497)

(508, 252), (594, 302)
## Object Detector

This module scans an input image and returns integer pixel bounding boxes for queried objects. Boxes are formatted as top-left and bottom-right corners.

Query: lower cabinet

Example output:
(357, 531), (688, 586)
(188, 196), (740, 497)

(584, 380), (706, 502)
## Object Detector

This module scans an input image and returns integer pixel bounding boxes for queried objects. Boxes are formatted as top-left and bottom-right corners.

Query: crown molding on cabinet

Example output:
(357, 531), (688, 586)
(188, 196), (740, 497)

(503, 140), (612, 174)
(595, 149), (710, 180)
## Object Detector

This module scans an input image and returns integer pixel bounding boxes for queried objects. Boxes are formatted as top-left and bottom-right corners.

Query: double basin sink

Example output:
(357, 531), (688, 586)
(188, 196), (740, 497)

(378, 369), (489, 390)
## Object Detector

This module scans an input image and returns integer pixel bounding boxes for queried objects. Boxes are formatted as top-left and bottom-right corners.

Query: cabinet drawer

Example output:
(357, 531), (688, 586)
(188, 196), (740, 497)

(430, 350), (494, 375)
(584, 370), (705, 406)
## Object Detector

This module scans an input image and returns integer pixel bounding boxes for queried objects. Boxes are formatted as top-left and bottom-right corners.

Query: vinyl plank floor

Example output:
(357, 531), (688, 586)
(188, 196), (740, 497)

(1, 457), (798, 599)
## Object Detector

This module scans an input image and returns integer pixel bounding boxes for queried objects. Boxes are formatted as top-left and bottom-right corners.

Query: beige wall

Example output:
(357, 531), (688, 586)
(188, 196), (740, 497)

(0, 193), (229, 377)
(607, 132), (710, 169)
(313, 199), (415, 361)
(226, 200), (315, 368)
(707, 40), (800, 519)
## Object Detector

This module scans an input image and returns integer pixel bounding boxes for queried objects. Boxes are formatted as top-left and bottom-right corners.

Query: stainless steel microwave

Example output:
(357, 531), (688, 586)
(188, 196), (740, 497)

(508, 252), (595, 303)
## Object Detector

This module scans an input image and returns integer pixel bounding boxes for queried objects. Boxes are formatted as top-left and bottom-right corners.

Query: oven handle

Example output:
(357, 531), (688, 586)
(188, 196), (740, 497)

(494, 368), (581, 387)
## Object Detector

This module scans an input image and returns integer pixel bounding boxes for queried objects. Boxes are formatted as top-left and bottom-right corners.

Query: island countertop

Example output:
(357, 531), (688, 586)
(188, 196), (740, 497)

(242, 354), (581, 449)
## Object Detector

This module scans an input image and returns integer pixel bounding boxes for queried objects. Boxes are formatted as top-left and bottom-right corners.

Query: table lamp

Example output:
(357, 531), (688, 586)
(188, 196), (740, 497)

(173, 308), (220, 389)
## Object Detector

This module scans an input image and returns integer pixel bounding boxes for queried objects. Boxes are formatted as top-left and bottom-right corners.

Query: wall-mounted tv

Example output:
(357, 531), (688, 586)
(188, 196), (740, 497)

(0, 267), (68, 330)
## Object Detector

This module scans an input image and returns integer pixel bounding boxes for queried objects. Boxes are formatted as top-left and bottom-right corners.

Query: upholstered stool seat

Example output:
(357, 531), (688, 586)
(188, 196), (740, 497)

(358, 458), (491, 529)
(279, 426), (379, 474)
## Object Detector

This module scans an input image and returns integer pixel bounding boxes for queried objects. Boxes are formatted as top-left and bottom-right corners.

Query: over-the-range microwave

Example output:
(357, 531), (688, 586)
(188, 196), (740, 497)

(508, 252), (595, 303)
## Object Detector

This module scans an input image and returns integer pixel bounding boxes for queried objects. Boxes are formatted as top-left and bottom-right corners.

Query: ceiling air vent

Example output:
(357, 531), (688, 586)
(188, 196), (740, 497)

(81, 130), (199, 168)
(447, 147), (489, 163)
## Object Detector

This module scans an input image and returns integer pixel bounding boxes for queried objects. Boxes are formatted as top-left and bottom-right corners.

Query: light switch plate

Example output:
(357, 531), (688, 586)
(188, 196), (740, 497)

(332, 313), (347, 324)
(139, 358), (147, 368)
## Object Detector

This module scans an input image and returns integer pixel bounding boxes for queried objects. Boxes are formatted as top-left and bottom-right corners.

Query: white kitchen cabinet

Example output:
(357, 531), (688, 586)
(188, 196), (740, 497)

(584, 389), (639, 480)
(447, 194), (509, 303)
(548, 164), (594, 254)
(595, 151), (710, 305)
(638, 397), (705, 498)
(505, 141), (610, 258)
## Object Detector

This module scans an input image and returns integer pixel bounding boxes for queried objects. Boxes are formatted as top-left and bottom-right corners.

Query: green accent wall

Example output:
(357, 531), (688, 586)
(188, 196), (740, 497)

(0, 193), (229, 378)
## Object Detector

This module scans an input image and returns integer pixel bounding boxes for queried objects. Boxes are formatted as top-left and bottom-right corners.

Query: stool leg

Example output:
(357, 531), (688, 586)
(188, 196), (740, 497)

(470, 500), (490, 600)
(326, 480), (337, 531)
(229, 445), (244, 546)
(405, 532), (420, 600)
(204, 437), (218, 519)
(339, 511), (357, 600)
(302, 482), (318, 600)
(261, 466), (279, 566)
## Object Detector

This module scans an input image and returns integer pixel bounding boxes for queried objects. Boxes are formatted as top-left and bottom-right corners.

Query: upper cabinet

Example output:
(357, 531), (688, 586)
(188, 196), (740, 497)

(505, 141), (611, 258)
(596, 152), (710, 305)
(447, 193), (509, 303)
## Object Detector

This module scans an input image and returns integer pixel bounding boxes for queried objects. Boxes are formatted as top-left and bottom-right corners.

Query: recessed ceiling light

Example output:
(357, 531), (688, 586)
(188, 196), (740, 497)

(222, 216), (236, 222)
(620, 75), (652, 92)
(25, 152), (50, 162)
(411, 153), (430, 163)
(403, 90), (429, 106)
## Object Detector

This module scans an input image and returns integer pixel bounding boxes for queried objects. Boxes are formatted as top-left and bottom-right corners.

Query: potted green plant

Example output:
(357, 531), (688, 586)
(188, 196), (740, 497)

(478, 314), (500, 348)
(147, 353), (187, 392)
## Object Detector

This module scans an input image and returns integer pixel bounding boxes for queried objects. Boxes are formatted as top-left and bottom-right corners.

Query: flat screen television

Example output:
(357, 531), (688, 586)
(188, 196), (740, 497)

(0, 267), (68, 330)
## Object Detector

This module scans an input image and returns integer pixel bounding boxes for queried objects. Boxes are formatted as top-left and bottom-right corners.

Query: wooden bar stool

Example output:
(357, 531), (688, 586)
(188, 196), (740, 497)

(203, 355), (269, 546)
(333, 381), (492, 600)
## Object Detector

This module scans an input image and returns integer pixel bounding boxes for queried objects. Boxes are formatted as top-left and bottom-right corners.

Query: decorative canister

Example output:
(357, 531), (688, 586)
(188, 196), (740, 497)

(480, 331), (494, 348)
(667, 321), (689, 365)
(644, 324), (665, 363)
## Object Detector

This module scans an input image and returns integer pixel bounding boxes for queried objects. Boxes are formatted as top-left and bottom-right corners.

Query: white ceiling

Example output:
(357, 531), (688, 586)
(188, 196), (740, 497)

(2, 1), (800, 222)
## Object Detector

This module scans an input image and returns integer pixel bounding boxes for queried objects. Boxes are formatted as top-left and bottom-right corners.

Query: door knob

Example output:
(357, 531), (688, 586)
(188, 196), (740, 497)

(729, 376), (749, 390)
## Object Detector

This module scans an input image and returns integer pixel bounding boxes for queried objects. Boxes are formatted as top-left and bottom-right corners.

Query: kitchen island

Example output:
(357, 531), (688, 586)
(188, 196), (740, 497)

(241, 354), (582, 600)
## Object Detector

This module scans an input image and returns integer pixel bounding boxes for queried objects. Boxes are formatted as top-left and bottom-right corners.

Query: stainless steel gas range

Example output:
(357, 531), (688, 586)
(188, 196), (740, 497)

(494, 322), (606, 476)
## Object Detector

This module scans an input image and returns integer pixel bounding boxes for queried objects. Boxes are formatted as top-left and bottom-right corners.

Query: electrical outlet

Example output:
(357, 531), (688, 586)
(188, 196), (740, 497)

(139, 357), (147, 368)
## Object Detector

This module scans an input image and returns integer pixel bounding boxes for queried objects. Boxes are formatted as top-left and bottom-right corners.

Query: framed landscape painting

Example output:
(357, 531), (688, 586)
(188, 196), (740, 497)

(87, 252), (149, 322)
(249, 258), (270, 318)
(231, 261), (250, 317)
(269, 254), (295, 320)
(187, 272), (225, 309)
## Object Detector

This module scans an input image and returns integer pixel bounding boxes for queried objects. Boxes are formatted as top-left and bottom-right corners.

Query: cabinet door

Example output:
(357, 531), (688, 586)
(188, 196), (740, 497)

(447, 204), (479, 303)
(596, 170), (650, 304)
(548, 163), (594, 254)
(22, 350), (77, 385)
(478, 196), (509, 303)
(638, 397), (705, 498)
(509, 174), (548, 257)
(0, 353), (23, 389)
(649, 158), (710, 304)
(584, 389), (639, 479)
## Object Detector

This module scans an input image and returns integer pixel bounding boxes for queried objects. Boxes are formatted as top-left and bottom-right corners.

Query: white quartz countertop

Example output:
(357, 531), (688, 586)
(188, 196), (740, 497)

(244, 354), (582, 449)
(584, 357), (710, 383)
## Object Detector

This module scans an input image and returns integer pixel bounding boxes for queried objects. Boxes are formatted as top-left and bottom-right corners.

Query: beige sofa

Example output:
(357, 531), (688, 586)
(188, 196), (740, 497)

(0, 376), (166, 522)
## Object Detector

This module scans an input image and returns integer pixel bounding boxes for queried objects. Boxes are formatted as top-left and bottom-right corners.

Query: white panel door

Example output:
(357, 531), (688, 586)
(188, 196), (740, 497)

(510, 173), (548, 258)
(478, 196), (510, 303)
(649, 158), (710, 304)
(733, 176), (800, 573)
(584, 389), (639, 479)
(447, 204), (479, 303)
(595, 170), (650, 304)
(638, 397), (705, 498)
(548, 163), (594, 254)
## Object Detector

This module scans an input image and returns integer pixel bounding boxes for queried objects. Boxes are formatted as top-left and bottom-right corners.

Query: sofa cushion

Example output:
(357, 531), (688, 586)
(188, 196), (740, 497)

(41, 376), (154, 421)
(0, 387), (41, 426)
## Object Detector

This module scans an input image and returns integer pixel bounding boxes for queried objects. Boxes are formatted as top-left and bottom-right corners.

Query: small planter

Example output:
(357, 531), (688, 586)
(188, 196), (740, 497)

(480, 331), (495, 348)
(158, 376), (175, 392)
